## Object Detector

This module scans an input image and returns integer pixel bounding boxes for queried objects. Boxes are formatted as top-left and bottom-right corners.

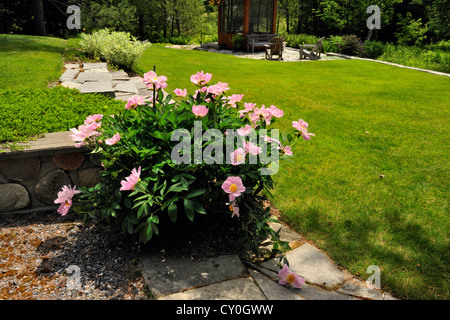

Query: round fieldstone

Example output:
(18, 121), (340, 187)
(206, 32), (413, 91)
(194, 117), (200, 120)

(52, 152), (85, 170)
(0, 183), (30, 212)
(0, 157), (40, 184)
(34, 169), (72, 204)
(77, 168), (101, 188)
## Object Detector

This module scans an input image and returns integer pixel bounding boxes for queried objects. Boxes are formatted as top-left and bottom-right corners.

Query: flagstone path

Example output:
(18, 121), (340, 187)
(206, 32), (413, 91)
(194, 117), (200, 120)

(139, 217), (398, 300)
(59, 62), (155, 101)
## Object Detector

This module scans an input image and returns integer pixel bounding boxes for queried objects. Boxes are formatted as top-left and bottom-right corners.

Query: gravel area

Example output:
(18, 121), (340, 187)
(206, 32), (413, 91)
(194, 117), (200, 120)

(0, 202), (278, 300)
(0, 211), (150, 300)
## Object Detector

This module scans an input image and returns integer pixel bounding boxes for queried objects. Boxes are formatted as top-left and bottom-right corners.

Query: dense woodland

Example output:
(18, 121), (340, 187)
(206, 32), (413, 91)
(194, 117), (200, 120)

(0, 0), (448, 44)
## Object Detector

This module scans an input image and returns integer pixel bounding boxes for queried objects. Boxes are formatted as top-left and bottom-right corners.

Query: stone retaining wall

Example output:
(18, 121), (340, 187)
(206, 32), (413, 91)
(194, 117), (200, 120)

(0, 132), (101, 213)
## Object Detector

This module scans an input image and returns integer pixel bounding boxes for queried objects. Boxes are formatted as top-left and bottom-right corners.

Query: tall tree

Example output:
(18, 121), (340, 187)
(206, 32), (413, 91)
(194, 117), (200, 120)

(32, 0), (46, 35)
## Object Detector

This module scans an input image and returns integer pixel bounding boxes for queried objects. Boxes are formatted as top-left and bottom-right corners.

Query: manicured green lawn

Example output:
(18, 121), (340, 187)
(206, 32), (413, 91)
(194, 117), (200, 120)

(0, 34), (67, 89)
(139, 45), (449, 300)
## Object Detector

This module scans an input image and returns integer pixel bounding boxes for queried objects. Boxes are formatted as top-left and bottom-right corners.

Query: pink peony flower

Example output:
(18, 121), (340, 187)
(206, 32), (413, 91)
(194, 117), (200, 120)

(105, 133), (121, 145)
(230, 148), (246, 166)
(69, 121), (102, 148)
(190, 71), (212, 86)
(192, 104), (209, 118)
(278, 264), (305, 288)
(280, 145), (293, 156)
(54, 185), (80, 216)
(207, 82), (229, 96)
(125, 96), (146, 109)
(292, 119), (315, 141)
(237, 124), (254, 137)
(143, 70), (168, 90)
(84, 114), (103, 124)
(226, 94), (244, 107)
(263, 135), (281, 146)
(173, 88), (188, 97)
(238, 102), (256, 118)
(250, 105), (272, 125)
(244, 141), (262, 155)
(268, 105), (284, 118)
(221, 176), (246, 201)
(120, 166), (141, 191)
(227, 201), (240, 218)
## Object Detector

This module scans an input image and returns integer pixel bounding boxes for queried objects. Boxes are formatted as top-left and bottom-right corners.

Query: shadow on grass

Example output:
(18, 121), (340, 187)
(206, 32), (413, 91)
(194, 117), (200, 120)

(284, 205), (449, 300)
(0, 36), (65, 55)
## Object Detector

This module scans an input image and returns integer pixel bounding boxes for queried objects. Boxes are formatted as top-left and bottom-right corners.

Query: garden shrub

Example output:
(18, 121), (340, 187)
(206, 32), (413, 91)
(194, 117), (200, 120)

(337, 34), (366, 56)
(58, 71), (315, 260)
(363, 40), (385, 59)
(283, 34), (319, 49)
(79, 28), (151, 70)
(322, 35), (343, 53)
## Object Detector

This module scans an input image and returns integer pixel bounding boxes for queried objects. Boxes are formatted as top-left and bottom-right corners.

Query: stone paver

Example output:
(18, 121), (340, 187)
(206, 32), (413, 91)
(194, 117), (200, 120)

(83, 62), (108, 70)
(139, 254), (247, 298)
(78, 81), (115, 98)
(262, 243), (348, 288)
(249, 269), (305, 300)
(75, 72), (112, 83)
(113, 80), (140, 94)
(59, 69), (80, 82)
(158, 277), (267, 300)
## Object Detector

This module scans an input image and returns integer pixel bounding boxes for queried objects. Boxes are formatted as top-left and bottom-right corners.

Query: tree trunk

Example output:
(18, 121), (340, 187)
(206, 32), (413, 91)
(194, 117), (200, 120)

(32, 0), (46, 36)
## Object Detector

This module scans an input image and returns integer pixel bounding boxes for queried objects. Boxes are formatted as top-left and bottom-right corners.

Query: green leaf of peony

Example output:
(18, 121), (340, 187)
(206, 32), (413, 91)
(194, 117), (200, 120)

(168, 202), (177, 223)
(184, 198), (195, 222)
(186, 189), (206, 199)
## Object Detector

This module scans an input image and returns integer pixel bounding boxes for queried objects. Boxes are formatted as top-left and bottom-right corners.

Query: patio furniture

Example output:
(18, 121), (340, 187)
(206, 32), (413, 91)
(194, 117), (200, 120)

(247, 34), (278, 53)
(264, 37), (285, 60)
(299, 37), (325, 60)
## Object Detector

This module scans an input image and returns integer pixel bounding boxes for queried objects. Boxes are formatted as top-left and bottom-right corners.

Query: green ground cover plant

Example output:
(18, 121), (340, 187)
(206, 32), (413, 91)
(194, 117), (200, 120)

(138, 45), (450, 300)
(0, 87), (124, 150)
(0, 34), (126, 150)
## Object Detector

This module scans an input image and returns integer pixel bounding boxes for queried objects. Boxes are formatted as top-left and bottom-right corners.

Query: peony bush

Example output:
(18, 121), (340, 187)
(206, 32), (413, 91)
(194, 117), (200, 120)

(56, 70), (314, 259)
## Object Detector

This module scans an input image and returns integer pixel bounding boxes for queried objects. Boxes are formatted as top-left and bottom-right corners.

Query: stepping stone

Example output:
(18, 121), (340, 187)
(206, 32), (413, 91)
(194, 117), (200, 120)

(60, 82), (81, 89)
(83, 68), (109, 74)
(64, 63), (81, 69)
(114, 94), (136, 101)
(110, 70), (129, 80)
(293, 283), (360, 300)
(158, 277), (267, 300)
(249, 269), (305, 300)
(267, 243), (348, 288)
(59, 69), (79, 82)
(336, 279), (383, 300)
(113, 80), (139, 94)
(79, 81), (115, 98)
(83, 62), (108, 70)
(139, 254), (247, 298)
(75, 73), (112, 83)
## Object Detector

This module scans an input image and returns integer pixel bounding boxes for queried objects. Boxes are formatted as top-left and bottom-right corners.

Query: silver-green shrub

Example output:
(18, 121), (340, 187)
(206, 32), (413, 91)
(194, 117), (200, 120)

(80, 28), (151, 70)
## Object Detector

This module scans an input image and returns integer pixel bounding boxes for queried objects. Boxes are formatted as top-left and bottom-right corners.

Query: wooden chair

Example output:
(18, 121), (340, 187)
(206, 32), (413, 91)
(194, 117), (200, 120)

(264, 37), (285, 60)
(299, 37), (325, 60)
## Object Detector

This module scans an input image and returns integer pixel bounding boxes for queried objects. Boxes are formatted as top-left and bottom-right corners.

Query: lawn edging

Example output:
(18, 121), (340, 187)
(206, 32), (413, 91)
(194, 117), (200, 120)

(325, 52), (450, 77)
(0, 132), (101, 214)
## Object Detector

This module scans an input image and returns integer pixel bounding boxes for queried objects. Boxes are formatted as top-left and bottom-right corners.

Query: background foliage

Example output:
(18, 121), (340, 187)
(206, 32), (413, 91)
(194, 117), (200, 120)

(0, 0), (448, 44)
